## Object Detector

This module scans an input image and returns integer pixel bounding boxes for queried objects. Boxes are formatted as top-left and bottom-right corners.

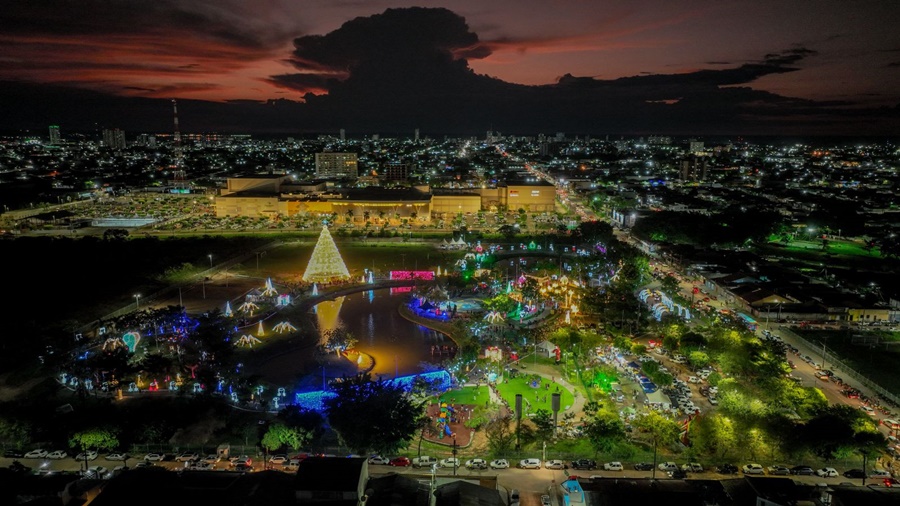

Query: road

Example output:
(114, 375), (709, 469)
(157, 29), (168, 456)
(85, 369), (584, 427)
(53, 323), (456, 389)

(649, 258), (896, 431)
(3, 454), (878, 496)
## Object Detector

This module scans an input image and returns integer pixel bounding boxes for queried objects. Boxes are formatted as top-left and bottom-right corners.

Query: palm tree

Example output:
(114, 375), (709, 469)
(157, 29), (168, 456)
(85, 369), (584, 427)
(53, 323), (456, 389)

(345, 209), (354, 223)
(363, 210), (371, 223)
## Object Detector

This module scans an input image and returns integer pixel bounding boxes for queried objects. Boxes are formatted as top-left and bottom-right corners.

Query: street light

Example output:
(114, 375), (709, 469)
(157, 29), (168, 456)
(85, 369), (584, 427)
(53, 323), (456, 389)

(208, 254), (213, 268)
(133, 294), (141, 310)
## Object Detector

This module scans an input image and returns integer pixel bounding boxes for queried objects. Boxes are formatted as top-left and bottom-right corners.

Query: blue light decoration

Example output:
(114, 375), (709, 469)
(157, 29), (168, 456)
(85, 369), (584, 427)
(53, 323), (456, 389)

(293, 370), (452, 412)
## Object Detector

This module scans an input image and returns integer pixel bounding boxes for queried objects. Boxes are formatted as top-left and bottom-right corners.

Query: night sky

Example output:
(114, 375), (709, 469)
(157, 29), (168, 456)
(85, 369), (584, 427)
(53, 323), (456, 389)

(1, 1), (898, 136)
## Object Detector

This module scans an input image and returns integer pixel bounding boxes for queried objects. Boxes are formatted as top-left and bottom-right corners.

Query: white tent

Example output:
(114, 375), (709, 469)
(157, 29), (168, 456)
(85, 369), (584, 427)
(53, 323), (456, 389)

(536, 340), (558, 357)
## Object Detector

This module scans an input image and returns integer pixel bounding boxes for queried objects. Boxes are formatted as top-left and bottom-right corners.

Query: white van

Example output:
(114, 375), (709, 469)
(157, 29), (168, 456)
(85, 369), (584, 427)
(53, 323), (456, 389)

(519, 458), (542, 469)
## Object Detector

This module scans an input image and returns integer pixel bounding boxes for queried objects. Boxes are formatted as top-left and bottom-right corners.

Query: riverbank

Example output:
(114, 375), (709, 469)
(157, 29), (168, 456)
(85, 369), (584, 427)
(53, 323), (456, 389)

(397, 304), (461, 346)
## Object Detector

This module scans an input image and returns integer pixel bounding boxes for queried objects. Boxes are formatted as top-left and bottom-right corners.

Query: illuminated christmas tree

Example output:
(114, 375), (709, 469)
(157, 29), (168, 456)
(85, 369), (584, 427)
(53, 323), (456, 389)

(303, 225), (350, 282)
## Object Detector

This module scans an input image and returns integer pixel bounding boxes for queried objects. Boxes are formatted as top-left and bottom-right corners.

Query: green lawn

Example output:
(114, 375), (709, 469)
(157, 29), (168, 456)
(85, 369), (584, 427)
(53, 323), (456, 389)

(495, 374), (575, 413)
(436, 385), (490, 406)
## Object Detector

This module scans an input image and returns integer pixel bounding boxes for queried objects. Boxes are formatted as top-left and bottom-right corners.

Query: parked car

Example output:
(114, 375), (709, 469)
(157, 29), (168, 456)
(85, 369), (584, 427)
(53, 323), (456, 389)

(440, 458), (461, 468)
(105, 453), (128, 461)
(843, 469), (866, 479)
(268, 455), (288, 465)
(76, 450), (98, 461)
(544, 460), (566, 470)
(143, 453), (165, 462)
(389, 457), (411, 467)
(816, 467), (839, 478)
(633, 462), (654, 471)
(24, 449), (48, 459)
(490, 459), (510, 469)
(571, 459), (597, 470)
(668, 469), (688, 479)
(233, 463), (253, 473)
(4, 449), (25, 458)
(202, 455), (219, 464)
(175, 452), (199, 462)
(519, 458), (542, 469)
(191, 461), (215, 471)
(412, 456), (439, 468)
(716, 464), (738, 474)
(465, 459), (488, 470)
(742, 464), (765, 475)
(603, 462), (624, 471)
(368, 456), (390, 465)
(658, 462), (678, 472)
(84, 466), (108, 478)
(768, 465), (791, 476)
(869, 469), (893, 479)
(790, 465), (816, 476)
(861, 406), (876, 416)
(540, 495), (551, 506)
(47, 450), (68, 460)
(231, 457), (252, 467)
(682, 463), (703, 473)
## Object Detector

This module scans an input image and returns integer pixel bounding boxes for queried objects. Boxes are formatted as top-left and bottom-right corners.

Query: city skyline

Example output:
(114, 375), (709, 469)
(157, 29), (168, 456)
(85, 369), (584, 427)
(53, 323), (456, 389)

(1, 2), (899, 136)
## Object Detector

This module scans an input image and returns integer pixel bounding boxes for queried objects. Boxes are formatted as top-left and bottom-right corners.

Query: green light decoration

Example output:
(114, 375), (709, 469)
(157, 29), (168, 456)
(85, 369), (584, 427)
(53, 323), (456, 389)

(591, 371), (618, 392)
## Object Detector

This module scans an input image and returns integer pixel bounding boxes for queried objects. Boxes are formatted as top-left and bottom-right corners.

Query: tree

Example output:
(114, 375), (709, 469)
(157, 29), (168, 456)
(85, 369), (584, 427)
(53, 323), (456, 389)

(261, 423), (312, 452)
(0, 416), (31, 447)
(484, 417), (516, 456)
(660, 275), (680, 294)
(582, 402), (624, 454)
(70, 428), (119, 451)
(530, 409), (555, 441)
(322, 327), (358, 356)
(688, 351), (710, 370)
(634, 410), (682, 477)
(324, 373), (425, 456)
(276, 406), (325, 441)
(662, 334), (680, 352)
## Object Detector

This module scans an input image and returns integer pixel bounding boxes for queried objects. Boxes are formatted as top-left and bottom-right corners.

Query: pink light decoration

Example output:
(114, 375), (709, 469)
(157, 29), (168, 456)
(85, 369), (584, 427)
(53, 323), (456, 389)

(389, 270), (435, 281)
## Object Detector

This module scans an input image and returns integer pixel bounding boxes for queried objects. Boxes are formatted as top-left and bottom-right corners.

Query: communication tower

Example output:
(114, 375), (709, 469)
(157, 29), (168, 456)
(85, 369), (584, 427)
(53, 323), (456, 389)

(172, 99), (187, 190)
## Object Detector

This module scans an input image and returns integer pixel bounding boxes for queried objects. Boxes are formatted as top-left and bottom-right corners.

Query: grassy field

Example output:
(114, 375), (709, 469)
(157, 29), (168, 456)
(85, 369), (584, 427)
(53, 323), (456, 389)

(772, 239), (881, 258)
(436, 385), (490, 406)
(793, 328), (900, 395)
(494, 374), (575, 413)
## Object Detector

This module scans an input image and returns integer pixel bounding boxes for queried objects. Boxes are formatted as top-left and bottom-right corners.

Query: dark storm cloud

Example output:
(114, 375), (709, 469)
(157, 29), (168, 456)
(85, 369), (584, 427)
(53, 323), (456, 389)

(762, 47), (817, 66)
(0, 0), (284, 49)
(283, 7), (488, 80)
(1, 7), (897, 136)
(267, 73), (342, 94)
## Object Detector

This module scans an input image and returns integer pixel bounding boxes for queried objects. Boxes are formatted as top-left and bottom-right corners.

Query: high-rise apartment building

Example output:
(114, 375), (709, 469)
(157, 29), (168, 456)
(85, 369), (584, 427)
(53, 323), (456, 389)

(382, 161), (411, 181)
(48, 125), (60, 145)
(680, 156), (708, 182)
(102, 128), (126, 150)
(315, 152), (358, 180)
